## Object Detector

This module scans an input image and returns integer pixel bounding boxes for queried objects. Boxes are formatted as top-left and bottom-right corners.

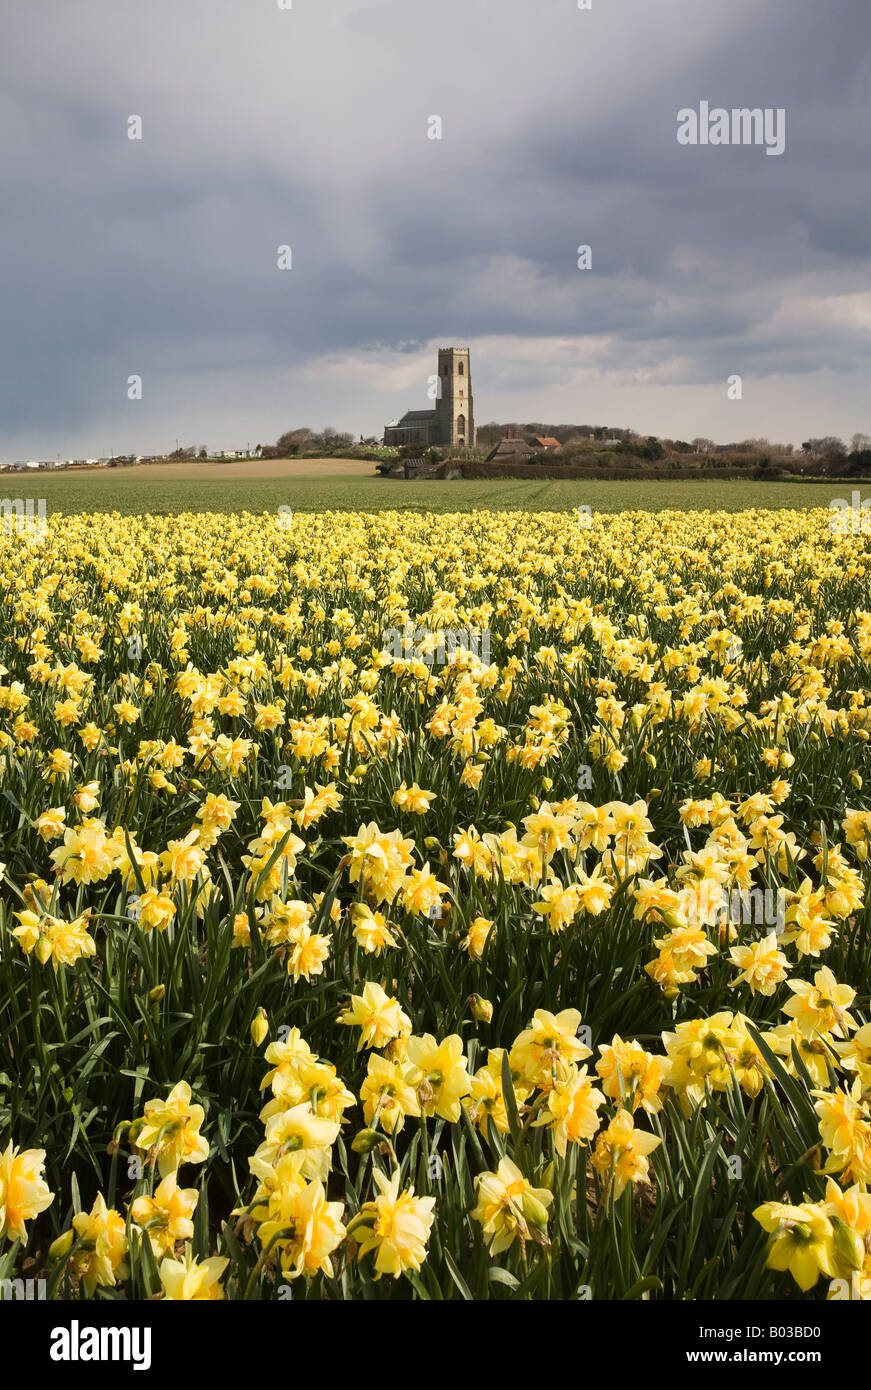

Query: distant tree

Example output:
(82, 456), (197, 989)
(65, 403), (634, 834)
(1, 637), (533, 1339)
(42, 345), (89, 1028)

(847, 447), (871, 476)
(310, 427), (354, 452)
(692, 437), (714, 454)
(642, 436), (665, 461)
(198, 447), (208, 459)
(850, 433), (871, 453)
(276, 428), (313, 456)
(802, 436), (845, 456)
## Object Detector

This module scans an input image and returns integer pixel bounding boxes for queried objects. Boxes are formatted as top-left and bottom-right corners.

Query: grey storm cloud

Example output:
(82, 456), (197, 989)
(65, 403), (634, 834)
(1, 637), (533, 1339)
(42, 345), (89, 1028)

(0, 0), (869, 455)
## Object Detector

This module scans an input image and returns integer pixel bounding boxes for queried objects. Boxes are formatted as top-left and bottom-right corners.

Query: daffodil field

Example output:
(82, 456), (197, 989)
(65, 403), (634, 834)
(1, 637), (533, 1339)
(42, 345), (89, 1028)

(2, 505), (871, 1302)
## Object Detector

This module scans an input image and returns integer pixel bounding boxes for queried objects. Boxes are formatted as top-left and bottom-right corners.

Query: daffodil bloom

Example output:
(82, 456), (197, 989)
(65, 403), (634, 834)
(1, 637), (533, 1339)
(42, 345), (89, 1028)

(521, 804), (575, 859)
(130, 1172), (199, 1259)
(13, 909), (96, 970)
(159, 830), (206, 884)
(255, 1102), (340, 1181)
(340, 982), (411, 1051)
(50, 824), (115, 885)
(391, 782), (437, 815)
(405, 1033), (472, 1122)
(753, 1200), (838, 1291)
(782, 966), (857, 1039)
(131, 1081), (210, 1178)
(574, 863), (616, 915)
(71, 780), (100, 812)
(360, 1054), (421, 1134)
(459, 915), (493, 958)
(465, 1049), (525, 1138)
(260, 1174), (346, 1281)
(729, 932), (789, 995)
(765, 1021), (834, 1088)
(351, 1168), (435, 1278)
(259, 1029), (315, 1094)
(285, 924), (332, 982)
(69, 1192), (129, 1296)
(654, 924), (717, 974)
(342, 822), (415, 905)
(265, 899), (311, 947)
(401, 863), (449, 917)
(0, 1142), (54, 1241)
(471, 1156), (552, 1255)
(351, 903), (398, 955)
(33, 806), (66, 840)
(532, 878), (581, 933)
(591, 1109), (661, 1199)
(596, 1037), (668, 1114)
(137, 888), (176, 933)
(813, 1081), (871, 1183)
(823, 1177), (871, 1248)
(509, 1008), (591, 1090)
(532, 1067), (606, 1156)
(159, 1246), (228, 1300)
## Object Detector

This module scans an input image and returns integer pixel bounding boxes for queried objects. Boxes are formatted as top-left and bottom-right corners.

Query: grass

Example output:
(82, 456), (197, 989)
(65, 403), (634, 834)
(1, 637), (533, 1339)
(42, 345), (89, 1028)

(0, 473), (849, 516)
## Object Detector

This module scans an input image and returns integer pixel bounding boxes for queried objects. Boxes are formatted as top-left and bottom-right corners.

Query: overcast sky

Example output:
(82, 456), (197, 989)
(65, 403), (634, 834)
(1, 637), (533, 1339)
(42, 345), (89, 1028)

(1, 0), (869, 457)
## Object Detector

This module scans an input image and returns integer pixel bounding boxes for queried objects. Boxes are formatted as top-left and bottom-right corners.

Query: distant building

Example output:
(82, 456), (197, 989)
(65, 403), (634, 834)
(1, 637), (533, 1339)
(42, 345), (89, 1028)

(485, 436), (539, 464)
(384, 347), (475, 449)
(534, 436), (561, 450)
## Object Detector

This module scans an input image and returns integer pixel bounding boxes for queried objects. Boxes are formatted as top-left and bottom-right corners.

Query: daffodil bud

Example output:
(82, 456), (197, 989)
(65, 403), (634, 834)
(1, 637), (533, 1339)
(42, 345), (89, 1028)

(659, 907), (687, 931)
(49, 1229), (75, 1261)
(468, 994), (493, 1024)
(541, 777), (553, 792)
(148, 984), (166, 1003)
(520, 1190), (550, 1231)
(832, 1216), (865, 1271)
(250, 1008), (269, 1046)
(849, 771), (862, 790)
(351, 1128), (381, 1154)
(424, 836), (440, 851)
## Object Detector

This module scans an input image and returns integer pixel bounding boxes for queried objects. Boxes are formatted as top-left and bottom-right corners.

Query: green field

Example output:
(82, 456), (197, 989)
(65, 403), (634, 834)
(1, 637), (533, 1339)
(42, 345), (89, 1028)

(2, 472), (847, 515)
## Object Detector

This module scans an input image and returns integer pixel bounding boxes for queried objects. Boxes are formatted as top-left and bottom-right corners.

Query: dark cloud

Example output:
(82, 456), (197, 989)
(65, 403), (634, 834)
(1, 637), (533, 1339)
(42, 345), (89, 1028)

(0, 0), (868, 455)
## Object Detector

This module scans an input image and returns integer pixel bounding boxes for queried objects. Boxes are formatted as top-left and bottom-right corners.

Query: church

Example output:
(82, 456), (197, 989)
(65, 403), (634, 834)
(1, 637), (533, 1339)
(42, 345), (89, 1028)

(383, 347), (476, 449)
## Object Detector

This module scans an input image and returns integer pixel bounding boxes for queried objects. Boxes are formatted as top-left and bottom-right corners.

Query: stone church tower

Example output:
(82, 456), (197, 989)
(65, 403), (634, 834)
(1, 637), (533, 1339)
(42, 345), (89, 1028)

(383, 345), (476, 449)
(434, 347), (474, 448)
